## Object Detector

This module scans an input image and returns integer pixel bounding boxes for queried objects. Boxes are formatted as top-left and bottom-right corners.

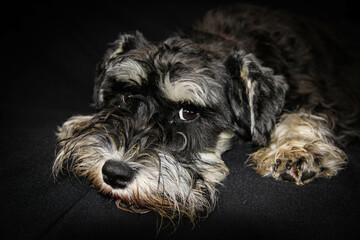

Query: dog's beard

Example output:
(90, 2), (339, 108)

(53, 109), (229, 221)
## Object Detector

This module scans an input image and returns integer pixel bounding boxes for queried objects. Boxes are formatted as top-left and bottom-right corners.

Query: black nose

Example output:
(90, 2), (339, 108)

(102, 160), (135, 189)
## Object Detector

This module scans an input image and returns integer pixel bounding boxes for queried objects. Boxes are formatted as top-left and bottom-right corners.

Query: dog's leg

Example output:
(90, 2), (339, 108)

(249, 109), (347, 185)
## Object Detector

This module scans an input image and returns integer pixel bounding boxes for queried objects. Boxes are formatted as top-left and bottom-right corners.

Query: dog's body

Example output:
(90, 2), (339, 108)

(54, 4), (359, 220)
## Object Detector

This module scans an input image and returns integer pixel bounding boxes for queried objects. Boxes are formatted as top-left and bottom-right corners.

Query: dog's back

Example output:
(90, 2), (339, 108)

(189, 4), (360, 143)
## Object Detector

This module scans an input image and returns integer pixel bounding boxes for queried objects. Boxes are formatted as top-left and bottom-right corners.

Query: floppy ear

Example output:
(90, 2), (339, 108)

(93, 31), (148, 109)
(102, 31), (148, 61)
(226, 50), (288, 146)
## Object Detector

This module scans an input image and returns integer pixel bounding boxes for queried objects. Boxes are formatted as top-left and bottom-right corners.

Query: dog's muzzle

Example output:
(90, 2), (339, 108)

(54, 106), (224, 220)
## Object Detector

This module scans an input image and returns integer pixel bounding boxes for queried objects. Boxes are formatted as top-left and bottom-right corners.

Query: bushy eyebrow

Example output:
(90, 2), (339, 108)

(159, 72), (220, 107)
(107, 58), (147, 86)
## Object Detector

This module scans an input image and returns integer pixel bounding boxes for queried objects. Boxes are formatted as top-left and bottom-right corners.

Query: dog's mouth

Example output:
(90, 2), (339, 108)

(82, 149), (216, 220)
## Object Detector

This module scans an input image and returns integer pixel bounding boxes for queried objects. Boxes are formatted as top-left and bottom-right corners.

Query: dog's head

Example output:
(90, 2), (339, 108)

(94, 31), (287, 146)
(54, 31), (287, 220)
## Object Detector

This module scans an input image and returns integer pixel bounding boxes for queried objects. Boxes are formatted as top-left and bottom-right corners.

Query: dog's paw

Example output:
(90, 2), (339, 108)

(268, 154), (324, 185)
(249, 139), (347, 185)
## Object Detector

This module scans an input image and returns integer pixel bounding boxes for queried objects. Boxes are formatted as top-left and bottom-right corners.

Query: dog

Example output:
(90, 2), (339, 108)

(53, 4), (360, 221)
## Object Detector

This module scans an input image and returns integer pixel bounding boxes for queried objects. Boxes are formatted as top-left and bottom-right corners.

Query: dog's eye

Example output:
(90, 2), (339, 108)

(122, 93), (133, 105)
(179, 108), (199, 121)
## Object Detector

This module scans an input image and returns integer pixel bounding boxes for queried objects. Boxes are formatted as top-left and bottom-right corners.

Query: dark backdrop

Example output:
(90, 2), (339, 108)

(2, 1), (360, 239)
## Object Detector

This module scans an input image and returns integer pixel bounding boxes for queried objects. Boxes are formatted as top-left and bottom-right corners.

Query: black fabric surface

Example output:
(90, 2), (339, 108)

(2, 1), (360, 239)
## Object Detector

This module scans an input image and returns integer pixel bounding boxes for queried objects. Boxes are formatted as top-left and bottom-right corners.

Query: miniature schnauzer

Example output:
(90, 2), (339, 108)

(54, 4), (359, 221)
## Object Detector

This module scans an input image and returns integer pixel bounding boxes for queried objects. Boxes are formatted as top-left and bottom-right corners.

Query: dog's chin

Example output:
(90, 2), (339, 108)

(90, 159), (212, 219)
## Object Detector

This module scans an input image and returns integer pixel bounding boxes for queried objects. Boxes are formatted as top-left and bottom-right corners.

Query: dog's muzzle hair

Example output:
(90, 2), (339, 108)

(54, 106), (231, 220)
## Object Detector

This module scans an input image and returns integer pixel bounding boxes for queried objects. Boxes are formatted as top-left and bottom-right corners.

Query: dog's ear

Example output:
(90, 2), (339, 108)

(226, 50), (288, 146)
(93, 31), (148, 109)
(102, 31), (148, 61)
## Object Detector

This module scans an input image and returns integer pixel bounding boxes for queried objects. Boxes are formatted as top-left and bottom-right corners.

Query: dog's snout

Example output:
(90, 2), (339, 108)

(102, 160), (134, 189)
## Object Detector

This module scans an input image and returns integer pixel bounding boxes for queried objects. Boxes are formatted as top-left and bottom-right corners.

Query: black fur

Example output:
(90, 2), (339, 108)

(54, 4), (360, 219)
(93, 4), (359, 147)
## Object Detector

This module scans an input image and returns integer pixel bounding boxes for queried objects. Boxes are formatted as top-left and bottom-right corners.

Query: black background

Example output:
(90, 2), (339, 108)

(2, 1), (360, 239)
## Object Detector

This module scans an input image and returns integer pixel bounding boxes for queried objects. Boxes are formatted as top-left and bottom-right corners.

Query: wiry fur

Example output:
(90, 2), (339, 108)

(54, 4), (359, 222)
(55, 109), (230, 221)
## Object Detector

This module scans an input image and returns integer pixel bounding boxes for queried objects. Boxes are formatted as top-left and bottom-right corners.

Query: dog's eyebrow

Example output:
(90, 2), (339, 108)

(159, 72), (219, 107)
(107, 58), (147, 86)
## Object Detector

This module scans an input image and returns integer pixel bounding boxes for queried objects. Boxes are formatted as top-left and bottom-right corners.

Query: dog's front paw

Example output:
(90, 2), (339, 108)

(250, 139), (347, 185)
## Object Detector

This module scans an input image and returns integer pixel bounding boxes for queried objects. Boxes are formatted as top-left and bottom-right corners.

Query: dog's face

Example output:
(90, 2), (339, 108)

(54, 31), (287, 220)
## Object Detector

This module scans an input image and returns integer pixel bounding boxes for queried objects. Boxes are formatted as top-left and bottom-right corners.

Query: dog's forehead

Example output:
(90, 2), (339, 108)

(109, 39), (227, 107)
(158, 66), (223, 107)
